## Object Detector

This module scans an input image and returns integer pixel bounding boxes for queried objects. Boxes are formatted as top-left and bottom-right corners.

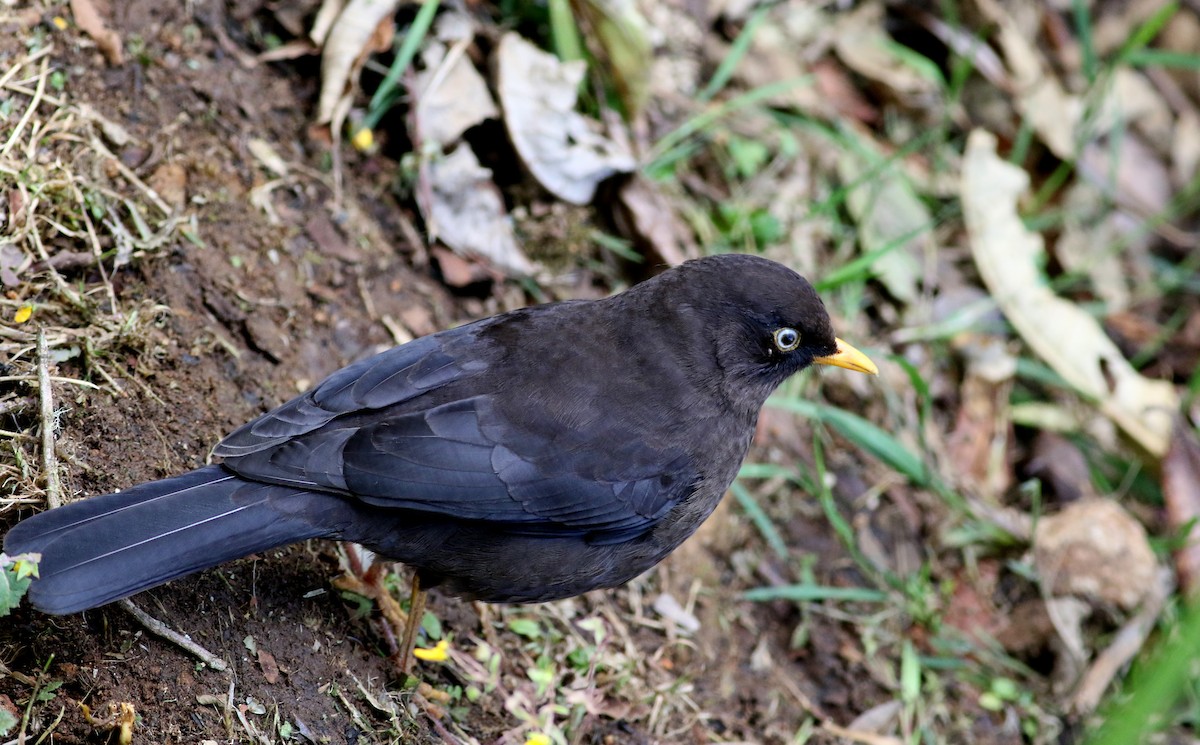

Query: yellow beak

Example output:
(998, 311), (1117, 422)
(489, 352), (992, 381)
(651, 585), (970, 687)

(813, 338), (878, 376)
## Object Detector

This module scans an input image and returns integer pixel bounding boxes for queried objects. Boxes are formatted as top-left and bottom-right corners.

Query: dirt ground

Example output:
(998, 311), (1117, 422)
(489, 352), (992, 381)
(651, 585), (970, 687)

(0, 3), (920, 743)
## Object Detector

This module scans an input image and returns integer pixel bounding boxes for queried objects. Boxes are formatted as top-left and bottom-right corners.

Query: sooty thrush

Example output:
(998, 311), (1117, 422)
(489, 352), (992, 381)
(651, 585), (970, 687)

(5, 253), (877, 665)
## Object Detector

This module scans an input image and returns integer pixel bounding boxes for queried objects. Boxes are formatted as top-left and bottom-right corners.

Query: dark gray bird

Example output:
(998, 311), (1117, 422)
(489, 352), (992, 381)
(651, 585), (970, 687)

(5, 253), (876, 626)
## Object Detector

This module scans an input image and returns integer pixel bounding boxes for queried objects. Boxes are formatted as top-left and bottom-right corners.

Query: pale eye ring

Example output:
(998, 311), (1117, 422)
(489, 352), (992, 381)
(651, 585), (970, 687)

(773, 327), (801, 352)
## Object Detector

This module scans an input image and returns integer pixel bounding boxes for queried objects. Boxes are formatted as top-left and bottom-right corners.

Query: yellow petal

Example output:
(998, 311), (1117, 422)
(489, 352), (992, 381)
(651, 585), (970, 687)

(52, 16), (68, 30)
(14, 304), (33, 324)
(412, 639), (449, 662)
(524, 734), (552, 745)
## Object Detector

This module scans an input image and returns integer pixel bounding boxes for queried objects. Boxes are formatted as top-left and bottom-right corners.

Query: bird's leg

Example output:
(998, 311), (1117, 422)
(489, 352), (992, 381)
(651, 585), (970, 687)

(397, 573), (427, 675)
(333, 544), (409, 656)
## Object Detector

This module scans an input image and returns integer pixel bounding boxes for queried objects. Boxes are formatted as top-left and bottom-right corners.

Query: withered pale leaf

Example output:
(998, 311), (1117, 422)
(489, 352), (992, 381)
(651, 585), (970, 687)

(415, 37), (498, 147)
(417, 144), (535, 278)
(962, 130), (1177, 456)
(612, 176), (696, 266)
(496, 33), (634, 205)
(316, 0), (399, 124)
(1173, 110), (1200, 186)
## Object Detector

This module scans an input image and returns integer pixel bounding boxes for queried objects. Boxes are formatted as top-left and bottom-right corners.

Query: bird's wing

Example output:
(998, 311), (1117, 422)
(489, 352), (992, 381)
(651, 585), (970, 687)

(214, 325), (488, 458)
(225, 395), (698, 540)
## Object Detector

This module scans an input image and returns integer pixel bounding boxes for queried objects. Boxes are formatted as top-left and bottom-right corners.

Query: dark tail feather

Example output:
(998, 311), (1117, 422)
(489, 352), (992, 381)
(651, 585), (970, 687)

(3, 465), (327, 615)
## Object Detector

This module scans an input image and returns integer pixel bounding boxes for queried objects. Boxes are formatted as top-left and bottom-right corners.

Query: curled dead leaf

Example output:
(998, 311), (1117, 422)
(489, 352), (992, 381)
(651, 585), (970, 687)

(1034, 499), (1157, 611)
(417, 144), (535, 278)
(70, 0), (124, 66)
(316, 0), (400, 125)
(962, 129), (1177, 457)
(497, 33), (635, 205)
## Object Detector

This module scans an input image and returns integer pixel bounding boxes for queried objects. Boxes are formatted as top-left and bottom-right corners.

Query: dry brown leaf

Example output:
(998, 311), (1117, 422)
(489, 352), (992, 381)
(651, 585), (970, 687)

(417, 144), (534, 278)
(496, 33), (634, 205)
(611, 176), (695, 266)
(70, 0), (124, 66)
(147, 163), (187, 211)
(1025, 431), (1095, 504)
(1163, 421), (1200, 594)
(257, 649), (280, 684)
(1034, 499), (1157, 611)
(946, 337), (1015, 499)
(725, 20), (830, 117)
(1096, 69), (1173, 150)
(811, 59), (879, 123)
(974, 0), (1080, 160)
(315, 0), (400, 124)
(1172, 110), (1200, 186)
(1079, 133), (1171, 218)
(962, 130), (1178, 457)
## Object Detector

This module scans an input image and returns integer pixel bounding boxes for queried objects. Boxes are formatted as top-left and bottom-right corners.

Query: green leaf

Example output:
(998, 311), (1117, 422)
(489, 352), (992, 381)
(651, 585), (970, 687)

(900, 640), (921, 703)
(0, 707), (16, 735)
(730, 481), (789, 559)
(421, 610), (443, 641)
(0, 554), (37, 616)
(36, 680), (62, 703)
(507, 618), (542, 639)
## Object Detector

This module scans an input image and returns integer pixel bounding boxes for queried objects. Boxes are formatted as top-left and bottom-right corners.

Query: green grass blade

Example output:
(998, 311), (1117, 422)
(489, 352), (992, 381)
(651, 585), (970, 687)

(365, 0), (441, 124)
(730, 480), (789, 559)
(769, 398), (930, 485)
(1086, 598), (1200, 745)
(742, 584), (888, 603)
(1115, 2), (1178, 64)
(1124, 48), (1200, 70)
(698, 5), (769, 102)
(648, 77), (812, 167)
(549, 0), (585, 62)
(1071, 0), (1097, 83)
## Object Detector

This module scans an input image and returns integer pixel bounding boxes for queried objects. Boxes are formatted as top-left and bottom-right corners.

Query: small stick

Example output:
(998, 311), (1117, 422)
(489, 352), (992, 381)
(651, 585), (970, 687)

(1070, 568), (1175, 713)
(119, 599), (229, 672)
(36, 329), (61, 510)
(398, 574), (426, 675)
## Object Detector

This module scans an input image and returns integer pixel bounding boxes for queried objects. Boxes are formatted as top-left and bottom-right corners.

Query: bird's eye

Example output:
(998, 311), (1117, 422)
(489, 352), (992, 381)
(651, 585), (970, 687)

(773, 327), (801, 352)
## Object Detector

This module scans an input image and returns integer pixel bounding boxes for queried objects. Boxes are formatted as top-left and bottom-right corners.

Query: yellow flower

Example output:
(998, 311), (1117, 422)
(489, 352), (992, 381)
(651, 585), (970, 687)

(14, 304), (32, 324)
(524, 734), (552, 745)
(412, 639), (449, 662)
(52, 16), (68, 30)
(351, 128), (374, 152)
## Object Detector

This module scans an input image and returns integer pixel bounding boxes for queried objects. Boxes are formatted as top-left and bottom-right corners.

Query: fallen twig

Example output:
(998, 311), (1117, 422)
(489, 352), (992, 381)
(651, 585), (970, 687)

(36, 329), (61, 510)
(1071, 567), (1175, 713)
(119, 599), (229, 672)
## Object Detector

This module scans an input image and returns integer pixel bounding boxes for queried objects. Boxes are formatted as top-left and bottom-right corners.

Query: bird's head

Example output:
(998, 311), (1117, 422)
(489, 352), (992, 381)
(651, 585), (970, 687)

(661, 254), (877, 404)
